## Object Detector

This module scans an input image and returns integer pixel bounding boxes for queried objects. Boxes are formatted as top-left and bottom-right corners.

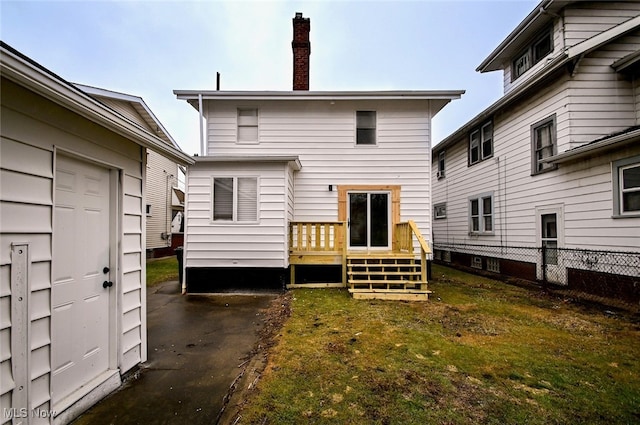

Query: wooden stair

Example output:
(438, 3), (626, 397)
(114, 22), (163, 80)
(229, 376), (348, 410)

(347, 253), (431, 301)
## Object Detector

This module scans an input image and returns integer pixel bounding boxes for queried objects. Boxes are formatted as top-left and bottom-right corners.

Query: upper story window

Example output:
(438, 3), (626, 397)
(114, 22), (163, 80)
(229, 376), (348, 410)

(356, 111), (376, 145)
(469, 193), (494, 234)
(613, 155), (640, 217)
(238, 108), (258, 143)
(213, 177), (258, 222)
(512, 28), (553, 80)
(469, 121), (493, 165)
(531, 115), (557, 175)
(437, 151), (446, 179)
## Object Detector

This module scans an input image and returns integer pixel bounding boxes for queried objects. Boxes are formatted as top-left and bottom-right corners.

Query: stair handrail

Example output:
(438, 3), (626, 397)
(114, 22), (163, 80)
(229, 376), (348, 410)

(407, 220), (431, 255)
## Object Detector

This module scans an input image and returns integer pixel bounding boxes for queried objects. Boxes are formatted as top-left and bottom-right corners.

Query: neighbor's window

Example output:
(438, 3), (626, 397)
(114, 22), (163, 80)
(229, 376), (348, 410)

(238, 108), (258, 143)
(613, 156), (640, 217)
(531, 115), (557, 174)
(146, 204), (152, 216)
(437, 151), (446, 179)
(434, 203), (447, 219)
(356, 111), (376, 145)
(213, 177), (258, 222)
(513, 28), (553, 80)
(469, 194), (493, 234)
(469, 121), (493, 165)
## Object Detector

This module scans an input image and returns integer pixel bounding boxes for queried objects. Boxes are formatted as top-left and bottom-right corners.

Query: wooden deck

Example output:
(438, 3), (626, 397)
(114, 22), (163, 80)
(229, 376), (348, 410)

(288, 221), (432, 300)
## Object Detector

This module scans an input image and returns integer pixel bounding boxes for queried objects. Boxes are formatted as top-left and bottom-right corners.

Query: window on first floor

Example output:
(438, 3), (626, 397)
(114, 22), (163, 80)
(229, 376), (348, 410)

(434, 203), (447, 219)
(531, 114), (557, 175)
(469, 193), (493, 234)
(613, 155), (640, 217)
(146, 204), (152, 216)
(212, 177), (258, 222)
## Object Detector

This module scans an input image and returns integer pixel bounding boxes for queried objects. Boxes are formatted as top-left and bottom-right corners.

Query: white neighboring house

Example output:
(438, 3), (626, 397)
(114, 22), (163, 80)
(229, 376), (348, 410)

(174, 14), (463, 299)
(431, 0), (640, 303)
(76, 84), (187, 258)
(0, 42), (194, 424)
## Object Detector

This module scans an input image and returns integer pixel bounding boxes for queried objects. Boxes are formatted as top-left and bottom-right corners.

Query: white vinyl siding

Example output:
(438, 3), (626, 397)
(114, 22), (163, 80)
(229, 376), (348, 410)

(433, 7), (640, 252)
(205, 100), (431, 230)
(146, 150), (178, 250)
(186, 161), (289, 268)
(1, 79), (148, 418)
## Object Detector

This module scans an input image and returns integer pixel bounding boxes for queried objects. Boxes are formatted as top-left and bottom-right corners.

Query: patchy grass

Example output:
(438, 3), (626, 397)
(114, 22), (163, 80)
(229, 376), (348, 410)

(146, 256), (178, 286)
(239, 264), (640, 424)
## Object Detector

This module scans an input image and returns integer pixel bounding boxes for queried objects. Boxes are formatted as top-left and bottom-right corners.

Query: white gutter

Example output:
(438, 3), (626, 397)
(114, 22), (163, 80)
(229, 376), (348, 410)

(175, 90), (465, 102)
(194, 155), (302, 170)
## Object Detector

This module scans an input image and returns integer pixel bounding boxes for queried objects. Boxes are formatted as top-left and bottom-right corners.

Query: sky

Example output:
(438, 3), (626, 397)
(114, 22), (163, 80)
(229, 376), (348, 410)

(1, 0), (538, 156)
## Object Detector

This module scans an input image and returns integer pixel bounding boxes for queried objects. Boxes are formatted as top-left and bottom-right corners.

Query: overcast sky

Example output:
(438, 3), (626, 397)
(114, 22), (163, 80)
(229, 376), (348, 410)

(1, 0), (538, 155)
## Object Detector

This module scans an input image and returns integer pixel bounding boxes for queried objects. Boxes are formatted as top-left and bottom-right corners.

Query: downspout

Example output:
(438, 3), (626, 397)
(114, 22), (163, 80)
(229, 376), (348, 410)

(198, 93), (204, 156)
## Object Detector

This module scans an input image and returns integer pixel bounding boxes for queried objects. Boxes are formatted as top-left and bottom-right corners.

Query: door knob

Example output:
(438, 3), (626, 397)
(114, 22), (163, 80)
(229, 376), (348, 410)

(103, 281), (113, 288)
(103, 267), (110, 274)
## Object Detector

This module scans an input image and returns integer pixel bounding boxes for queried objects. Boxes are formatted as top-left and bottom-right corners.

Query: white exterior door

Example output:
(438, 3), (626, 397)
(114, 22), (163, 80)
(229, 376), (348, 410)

(348, 192), (391, 250)
(52, 154), (113, 405)
(536, 205), (566, 285)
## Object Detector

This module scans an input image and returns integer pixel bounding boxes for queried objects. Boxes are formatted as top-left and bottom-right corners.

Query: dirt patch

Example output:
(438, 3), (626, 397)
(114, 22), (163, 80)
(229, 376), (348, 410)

(216, 292), (292, 424)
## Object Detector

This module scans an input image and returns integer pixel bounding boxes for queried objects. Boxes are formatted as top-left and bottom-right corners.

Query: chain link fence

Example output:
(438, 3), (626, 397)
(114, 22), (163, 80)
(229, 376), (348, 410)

(433, 242), (640, 305)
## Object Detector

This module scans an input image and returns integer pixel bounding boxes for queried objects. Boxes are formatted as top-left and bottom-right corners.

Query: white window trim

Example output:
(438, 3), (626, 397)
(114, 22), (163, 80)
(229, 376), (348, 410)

(211, 176), (260, 224)
(612, 155), (640, 218)
(434, 202), (447, 220)
(237, 108), (259, 145)
(469, 120), (493, 165)
(531, 114), (557, 175)
(355, 110), (377, 146)
(469, 192), (494, 235)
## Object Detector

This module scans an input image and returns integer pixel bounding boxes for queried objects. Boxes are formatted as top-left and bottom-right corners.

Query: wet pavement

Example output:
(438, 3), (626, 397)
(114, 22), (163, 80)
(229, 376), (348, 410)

(72, 280), (278, 425)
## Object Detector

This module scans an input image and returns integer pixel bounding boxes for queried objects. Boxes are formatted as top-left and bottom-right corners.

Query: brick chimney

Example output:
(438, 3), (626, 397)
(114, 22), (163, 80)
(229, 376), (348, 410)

(292, 12), (310, 91)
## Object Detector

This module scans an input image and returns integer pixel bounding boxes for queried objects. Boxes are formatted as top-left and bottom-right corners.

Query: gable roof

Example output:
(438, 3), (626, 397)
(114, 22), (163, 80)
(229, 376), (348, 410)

(75, 84), (183, 151)
(1, 41), (194, 166)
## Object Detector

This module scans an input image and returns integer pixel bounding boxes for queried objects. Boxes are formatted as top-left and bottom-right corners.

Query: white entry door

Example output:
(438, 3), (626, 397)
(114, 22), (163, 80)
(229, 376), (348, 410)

(52, 154), (113, 405)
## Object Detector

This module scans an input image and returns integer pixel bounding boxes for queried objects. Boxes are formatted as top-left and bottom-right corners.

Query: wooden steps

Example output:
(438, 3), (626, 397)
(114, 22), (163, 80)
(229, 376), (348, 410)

(347, 253), (431, 301)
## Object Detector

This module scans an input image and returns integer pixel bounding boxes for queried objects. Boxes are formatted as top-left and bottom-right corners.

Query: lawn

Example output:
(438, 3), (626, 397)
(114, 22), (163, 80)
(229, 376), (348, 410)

(146, 256), (179, 286)
(238, 264), (640, 424)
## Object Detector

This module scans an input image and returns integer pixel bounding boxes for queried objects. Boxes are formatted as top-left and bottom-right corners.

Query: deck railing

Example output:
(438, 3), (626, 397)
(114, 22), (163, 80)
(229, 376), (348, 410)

(289, 221), (346, 253)
(395, 220), (431, 285)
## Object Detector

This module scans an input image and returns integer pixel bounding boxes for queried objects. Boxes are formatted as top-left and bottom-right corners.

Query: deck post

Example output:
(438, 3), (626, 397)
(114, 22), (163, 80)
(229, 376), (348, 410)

(342, 223), (348, 285)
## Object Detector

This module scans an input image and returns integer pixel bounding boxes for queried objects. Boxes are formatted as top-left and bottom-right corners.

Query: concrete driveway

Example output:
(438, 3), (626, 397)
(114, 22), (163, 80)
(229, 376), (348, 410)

(72, 280), (279, 425)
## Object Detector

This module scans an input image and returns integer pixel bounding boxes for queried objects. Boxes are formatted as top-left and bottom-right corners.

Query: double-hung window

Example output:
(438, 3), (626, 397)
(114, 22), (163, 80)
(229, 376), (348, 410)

(469, 194), (493, 234)
(356, 111), (376, 145)
(612, 156), (640, 217)
(213, 177), (258, 222)
(469, 121), (493, 165)
(531, 115), (557, 174)
(238, 108), (258, 143)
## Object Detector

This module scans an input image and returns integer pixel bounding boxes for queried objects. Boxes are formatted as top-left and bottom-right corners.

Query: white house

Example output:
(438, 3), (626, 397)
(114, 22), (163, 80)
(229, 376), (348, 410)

(175, 13), (464, 300)
(74, 84), (187, 258)
(0, 42), (194, 424)
(431, 0), (640, 303)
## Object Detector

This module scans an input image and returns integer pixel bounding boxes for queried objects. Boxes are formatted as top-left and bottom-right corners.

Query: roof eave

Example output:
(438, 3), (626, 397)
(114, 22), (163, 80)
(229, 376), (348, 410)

(194, 155), (302, 170)
(542, 129), (640, 164)
(1, 43), (194, 166)
(174, 90), (465, 102)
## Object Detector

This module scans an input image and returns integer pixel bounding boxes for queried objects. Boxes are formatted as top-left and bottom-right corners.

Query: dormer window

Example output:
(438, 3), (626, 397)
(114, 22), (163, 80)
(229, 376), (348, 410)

(512, 28), (553, 80)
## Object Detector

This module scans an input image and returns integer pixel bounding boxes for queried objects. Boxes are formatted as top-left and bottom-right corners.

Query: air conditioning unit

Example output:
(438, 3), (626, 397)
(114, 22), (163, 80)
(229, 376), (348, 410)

(436, 170), (445, 179)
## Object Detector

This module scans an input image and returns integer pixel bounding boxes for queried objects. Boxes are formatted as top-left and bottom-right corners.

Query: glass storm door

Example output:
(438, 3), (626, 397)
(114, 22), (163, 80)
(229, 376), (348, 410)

(348, 192), (390, 249)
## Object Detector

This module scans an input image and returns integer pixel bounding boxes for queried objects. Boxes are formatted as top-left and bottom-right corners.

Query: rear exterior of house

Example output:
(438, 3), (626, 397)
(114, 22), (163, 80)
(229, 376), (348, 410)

(431, 0), (640, 304)
(1, 43), (193, 424)
(177, 92), (462, 296)
(175, 13), (463, 299)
